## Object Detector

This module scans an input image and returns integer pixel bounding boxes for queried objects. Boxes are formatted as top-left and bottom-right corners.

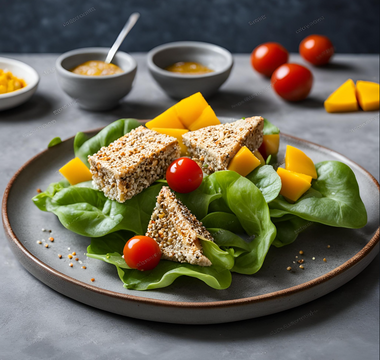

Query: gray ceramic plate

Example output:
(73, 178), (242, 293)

(2, 120), (379, 324)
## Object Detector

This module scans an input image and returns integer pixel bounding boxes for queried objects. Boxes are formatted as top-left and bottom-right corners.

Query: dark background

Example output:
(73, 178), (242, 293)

(0, 0), (379, 54)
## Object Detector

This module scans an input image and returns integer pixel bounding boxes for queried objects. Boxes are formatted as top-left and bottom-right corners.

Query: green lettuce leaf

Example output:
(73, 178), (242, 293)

(263, 118), (280, 135)
(74, 118), (141, 167)
(87, 232), (233, 290)
(269, 161), (367, 228)
(246, 165), (282, 203)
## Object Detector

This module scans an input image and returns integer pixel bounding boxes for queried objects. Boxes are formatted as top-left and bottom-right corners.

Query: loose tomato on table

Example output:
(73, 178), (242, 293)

(299, 35), (334, 66)
(123, 235), (161, 271)
(271, 63), (313, 102)
(250, 42), (289, 77)
(166, 157), (203, 193)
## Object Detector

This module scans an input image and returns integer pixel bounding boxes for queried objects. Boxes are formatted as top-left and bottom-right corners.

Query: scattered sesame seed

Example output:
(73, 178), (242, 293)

(79, 260), (83, 264)
(323, 258), (327, 262)
(295, 256), (298, 259)
(68, 247), (70, 250)
(299, 265), (304, 269)
(37, 188), (42, 193)
(72, 252), (76, 256)
(68, 254), (73, 259)
(36, 240), (42, 244)
(292, 261), (296, 264)
(75, 258), (79, 261)
(49, 237), (54, 242)
(41, 228), (46, 232)
(286, 266), (292, 271)
(327, 245), (331, 248)
(58, 254), (62, 259)
(297, 259), (305, 264)
(312, 257), (315, 260)
(82, 266), (87, 269)
(45, 244), (49, 248)
(299, 250), (304, 255)
(69, 263), (73, 267)
(90, 278), (95, 282)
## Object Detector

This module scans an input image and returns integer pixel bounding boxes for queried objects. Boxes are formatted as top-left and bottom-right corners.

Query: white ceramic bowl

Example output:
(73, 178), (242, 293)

(147, 41), (233, 99)
(0, 57), (39, 111)
(56, 48), (137, 111)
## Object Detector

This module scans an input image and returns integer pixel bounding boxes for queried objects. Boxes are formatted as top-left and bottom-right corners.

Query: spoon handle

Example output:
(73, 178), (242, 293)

(105, 12), (140, 64)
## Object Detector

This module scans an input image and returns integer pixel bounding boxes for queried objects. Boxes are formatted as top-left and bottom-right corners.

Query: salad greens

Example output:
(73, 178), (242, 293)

(33, 118), (367, 290)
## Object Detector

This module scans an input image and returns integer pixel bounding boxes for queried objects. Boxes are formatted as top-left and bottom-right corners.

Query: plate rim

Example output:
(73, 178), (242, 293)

(2, 124), (379, 311)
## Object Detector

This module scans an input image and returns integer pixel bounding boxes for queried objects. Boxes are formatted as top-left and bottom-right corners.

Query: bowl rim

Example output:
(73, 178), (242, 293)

(0, 57), (40, 99)
(147, 41), (234, 79)
(55, 47), (137, 80)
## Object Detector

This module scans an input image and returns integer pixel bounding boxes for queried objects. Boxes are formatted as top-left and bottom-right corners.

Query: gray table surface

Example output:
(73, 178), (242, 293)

(0, 54), (379, 360)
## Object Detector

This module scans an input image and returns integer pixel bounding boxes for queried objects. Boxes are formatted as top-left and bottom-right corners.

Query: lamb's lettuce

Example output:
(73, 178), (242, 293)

(87, 232), (233, 290)
(269, 161), (367, 229)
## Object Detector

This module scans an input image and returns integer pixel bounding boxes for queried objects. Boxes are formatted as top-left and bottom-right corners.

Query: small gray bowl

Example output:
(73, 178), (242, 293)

(56, 47), (137, 111)
(147, 41), (233, 99)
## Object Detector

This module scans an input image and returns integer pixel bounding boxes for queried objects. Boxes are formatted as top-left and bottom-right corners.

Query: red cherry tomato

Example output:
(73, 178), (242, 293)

(271, 63), (313, 102)
(123, 235), (161, 271)
(299, 35), (334, 66)
(251, 42), (289, 77)
(166, 157), (203, 193)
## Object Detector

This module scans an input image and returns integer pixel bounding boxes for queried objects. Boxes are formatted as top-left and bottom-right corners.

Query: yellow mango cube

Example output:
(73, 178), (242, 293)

(228, 146), (261, 177)
(59, 157), (93, 185)
(174, 92), (209, 128)
(356, 81), (379, 111)
(285, 145), (317, 179)
(258, 134), (280, 159)
(277, 167), (312, 202)
(151, 127), (189, 155)
(146, 107), (186, 130)
(324, 79), (359, 113)
(253, 150), (265, 165)
(188, 105), (221, 131)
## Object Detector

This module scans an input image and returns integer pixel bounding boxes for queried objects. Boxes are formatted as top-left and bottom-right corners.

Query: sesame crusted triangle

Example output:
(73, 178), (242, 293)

(145, 186), (214, 267)
(182, 116), (264, 174)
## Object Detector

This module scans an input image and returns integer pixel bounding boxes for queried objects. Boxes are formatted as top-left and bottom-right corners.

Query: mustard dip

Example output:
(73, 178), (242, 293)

(71, 61), (124, 76)
(165, 62), (214, 75)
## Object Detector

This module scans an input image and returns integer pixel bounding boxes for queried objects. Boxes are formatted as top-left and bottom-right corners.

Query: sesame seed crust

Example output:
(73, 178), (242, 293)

(182, 117), (264, 174)
(146, 186), (214, 267)
(88, 126), (180, 203)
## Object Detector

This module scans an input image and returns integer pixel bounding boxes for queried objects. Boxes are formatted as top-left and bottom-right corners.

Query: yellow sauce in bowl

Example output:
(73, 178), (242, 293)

(165, 62), (214, 75)
(71, 61), (124, 76)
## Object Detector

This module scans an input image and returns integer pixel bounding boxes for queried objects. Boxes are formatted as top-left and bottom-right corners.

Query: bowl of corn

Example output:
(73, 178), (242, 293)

(0, 57), (39, 111)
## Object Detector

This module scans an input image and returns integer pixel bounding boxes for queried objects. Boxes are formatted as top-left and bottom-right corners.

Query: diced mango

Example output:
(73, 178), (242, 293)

(258, 134), (280, 159)
(146, 107), (186, 130)
(188, 105), (221, 131)
(174, 92), (209, 128)
(285, 145), (317, 179)
(59, 157), (93, 185)
(151, 127), (189, 155)
(324, 79), (359, 113)
(228, 146), (261, 177)
(253, 150), (265, 165)
(277, 168), (312, 202)
(356, 81), (379, 111)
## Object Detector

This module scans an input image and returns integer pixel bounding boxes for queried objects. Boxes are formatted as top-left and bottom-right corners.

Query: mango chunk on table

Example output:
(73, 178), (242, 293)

(356, 81), (379, 111)
(277, 168), (312, 202)
(188, 105), (221, 131)
(151, 127), (189, 155)
(174, 92), (209, 128)
(227, 146), (261, 177)
(258, 134), (280, 159)
(59, 157), (93, 185)
(285, 145), (317, 179)
(145, 107), (185, 129)
(324, 79), (359, 113)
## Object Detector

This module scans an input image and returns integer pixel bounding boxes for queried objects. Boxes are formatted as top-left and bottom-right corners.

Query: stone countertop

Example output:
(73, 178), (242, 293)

(0, 53), (379, 360)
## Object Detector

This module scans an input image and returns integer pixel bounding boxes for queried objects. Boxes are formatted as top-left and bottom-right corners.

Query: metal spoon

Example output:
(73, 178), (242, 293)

(105, 12), (140, 64)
